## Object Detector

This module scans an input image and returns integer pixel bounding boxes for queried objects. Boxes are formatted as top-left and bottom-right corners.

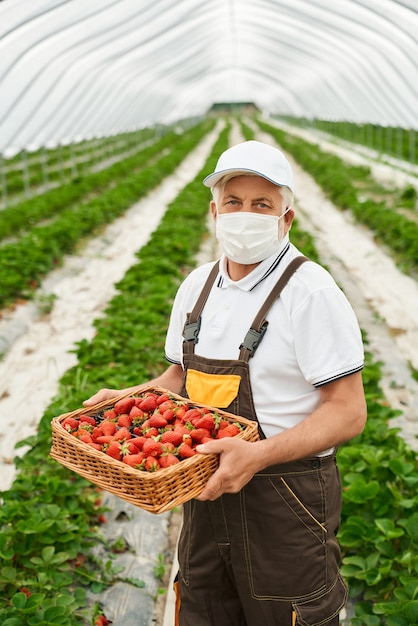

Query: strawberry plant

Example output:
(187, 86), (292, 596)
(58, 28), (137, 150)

(256, 118), (418, 276)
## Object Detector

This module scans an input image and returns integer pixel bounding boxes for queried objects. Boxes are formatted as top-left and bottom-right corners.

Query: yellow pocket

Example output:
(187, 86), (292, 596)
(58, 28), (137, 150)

(185, 369), (241, 408)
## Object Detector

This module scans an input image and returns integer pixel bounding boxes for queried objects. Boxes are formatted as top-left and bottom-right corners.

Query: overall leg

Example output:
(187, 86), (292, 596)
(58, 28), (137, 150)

(177, 499), (246, 626)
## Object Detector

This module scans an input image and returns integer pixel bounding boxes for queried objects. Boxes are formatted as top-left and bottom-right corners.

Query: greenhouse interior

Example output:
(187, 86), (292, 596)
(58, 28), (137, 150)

(0, 1), (417, 625)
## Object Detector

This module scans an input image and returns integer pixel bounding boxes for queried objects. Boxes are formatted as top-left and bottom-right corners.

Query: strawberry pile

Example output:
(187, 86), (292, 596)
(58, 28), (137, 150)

(60, 390), (245, 472)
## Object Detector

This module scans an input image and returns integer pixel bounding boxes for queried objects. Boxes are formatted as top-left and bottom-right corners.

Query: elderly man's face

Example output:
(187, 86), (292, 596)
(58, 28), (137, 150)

(215, 175), (287, 216)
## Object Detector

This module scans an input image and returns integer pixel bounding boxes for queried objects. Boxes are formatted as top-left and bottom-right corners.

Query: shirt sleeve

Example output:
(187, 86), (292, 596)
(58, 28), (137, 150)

(291, 278), (364, 387)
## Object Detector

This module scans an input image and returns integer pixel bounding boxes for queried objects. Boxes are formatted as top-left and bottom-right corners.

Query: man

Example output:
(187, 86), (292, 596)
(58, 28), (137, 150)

(85, 140), (367, 625)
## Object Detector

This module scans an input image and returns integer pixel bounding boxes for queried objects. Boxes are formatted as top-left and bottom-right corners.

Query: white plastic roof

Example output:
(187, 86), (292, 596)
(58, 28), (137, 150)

(0, 0), (417, 156)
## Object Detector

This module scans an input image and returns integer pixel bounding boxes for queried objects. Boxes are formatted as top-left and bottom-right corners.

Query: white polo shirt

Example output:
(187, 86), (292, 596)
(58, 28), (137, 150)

(165, 237), (364, 439)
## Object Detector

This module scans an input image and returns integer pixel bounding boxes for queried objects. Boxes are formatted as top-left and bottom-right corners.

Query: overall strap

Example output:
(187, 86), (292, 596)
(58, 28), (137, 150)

(183, 260), (220, 352)
(239, 256), (309, 360)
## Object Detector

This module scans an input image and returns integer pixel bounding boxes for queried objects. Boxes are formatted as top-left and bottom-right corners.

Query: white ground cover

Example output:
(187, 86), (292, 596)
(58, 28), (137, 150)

(0, 120), (417, 497)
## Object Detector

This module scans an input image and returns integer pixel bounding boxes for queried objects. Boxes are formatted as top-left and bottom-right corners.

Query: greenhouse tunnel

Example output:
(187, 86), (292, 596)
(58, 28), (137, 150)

(0, 2), (418, 626)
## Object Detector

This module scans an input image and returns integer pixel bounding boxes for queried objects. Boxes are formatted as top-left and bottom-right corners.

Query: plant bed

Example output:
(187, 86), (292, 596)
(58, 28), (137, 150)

(50, 386), (259, 514)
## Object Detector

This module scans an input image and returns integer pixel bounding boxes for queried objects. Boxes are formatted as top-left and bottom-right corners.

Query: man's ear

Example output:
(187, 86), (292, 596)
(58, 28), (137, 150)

(210, 200), (217, 220)
(283, 207), (294, 233)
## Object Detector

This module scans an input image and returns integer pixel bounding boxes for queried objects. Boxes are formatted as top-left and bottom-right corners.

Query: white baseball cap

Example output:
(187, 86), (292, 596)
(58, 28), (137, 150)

(203, 140), (294, 192)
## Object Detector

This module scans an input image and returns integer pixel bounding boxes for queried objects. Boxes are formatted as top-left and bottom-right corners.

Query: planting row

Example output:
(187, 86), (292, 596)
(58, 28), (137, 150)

(0, 118), (215, 308)
(276, 116), (418, 166)
(0, 126), (160, 201)
(257, 118), (418, 277)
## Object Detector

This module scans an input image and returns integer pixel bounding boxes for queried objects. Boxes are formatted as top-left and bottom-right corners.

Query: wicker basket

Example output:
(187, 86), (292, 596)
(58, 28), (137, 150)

(50, 385), (259, 514)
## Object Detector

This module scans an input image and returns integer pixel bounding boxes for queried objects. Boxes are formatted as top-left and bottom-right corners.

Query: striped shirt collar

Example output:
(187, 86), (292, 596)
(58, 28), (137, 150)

(217, 236), (291, 292)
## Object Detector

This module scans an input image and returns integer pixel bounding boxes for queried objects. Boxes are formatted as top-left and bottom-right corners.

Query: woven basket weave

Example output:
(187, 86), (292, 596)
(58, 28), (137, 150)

(50, 385), (259, 514)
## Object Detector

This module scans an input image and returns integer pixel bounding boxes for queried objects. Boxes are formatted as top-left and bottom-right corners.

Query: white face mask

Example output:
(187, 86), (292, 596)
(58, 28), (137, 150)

(215, 209), (290, 265)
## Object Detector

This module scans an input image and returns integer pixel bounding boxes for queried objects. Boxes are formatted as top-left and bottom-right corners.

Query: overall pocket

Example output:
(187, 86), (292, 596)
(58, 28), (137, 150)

(185, 368), (241, 408)
(241, 469), (329, 600)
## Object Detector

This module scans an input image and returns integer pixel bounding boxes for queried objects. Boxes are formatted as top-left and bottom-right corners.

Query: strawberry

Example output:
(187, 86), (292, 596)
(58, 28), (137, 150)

(144, 427), (159, 438)
(216, 424), (241, 438)
(79, 433), (93, 444)
(79, 414), (96, 426)
(113, 397), (136, 415)
(121, 441), (141, 455)
(106, 441), (122, 460)
(117, 413), (133, 428)
(62, 417), (79, 432)
(190, 428), (211, 442)
(142, 439), (163, 457)
(86, 442), (103, 451)
(156, 393), (171, 405)
(96, 435), (114, 444)
(178, 443), (197, 458)
(157, 399), (176, 413)
(113, 427), (132, 441)
(159, 453), (180, 468)
(194, 414), (215, 431)
(144, 456), (160, 471)
(174, 403), (190, 420)
(130, 405), (145, 420)
(101, 420), (117, 436)
(138, 394), (158, 413)
(102, 409), (117, 420)
(122, 452), (145, 468)
(162, 442), (176, 453)
(149, 413), (168, 429)
(160, 430), (184, 447)
(92, 426), (104, 441)
(162, 408), (175, 422)
(182, 408), (204, 424)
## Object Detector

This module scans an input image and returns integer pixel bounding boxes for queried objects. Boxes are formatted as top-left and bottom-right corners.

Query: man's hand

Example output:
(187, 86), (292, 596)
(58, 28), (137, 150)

(195, 438), (263, 501)
(83, 388), (123, 407)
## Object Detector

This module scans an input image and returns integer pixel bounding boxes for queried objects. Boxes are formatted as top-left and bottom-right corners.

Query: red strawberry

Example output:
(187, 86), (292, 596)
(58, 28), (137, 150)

(79, 433), (93, 444)
(174, 404), (189, 420)
(190, 428), (211, 442)
(96, 435), (114, 444)
(86, 442), (103, 451)
(194, 415), (215, 431)
(79, 414), (96, 426)
(113, 397), (136, 415)
(182, 408), (204, 424)
(144, 427), (159, 438)
(216, 424), (241, 438)
(101, 420), (117, 436)
(156, 393), (171, 405)
(121, 441), (141, 455)
(102, 409), (117, 420)
(178, 443), (197, 458)
(159, 453), (180, 468)
(92, 426), (104, 441)
(138, 394), (158, 413)
(160, 430), (184, 447)
(162, 408), (175, 422)
(122, 453), (145, 468)
(117, 413), (133, 428)
(130, 405), (145, 420)
(142, 439), (163, 457)
(157, 399), (176, 413)
(62, 417), (79, 432)
(149, 414), (168, 429)
(132, 434), (146, 449)
(144, 456), (160, 471)
(106, 441), (122, 460)
(162, 442), (176, 453)
(113, 427), (132, 441)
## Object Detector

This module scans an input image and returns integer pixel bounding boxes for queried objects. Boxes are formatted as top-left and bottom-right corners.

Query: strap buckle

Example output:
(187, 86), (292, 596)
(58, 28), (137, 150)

(239, 321), (268, 357)
(183, 317), (201, 344)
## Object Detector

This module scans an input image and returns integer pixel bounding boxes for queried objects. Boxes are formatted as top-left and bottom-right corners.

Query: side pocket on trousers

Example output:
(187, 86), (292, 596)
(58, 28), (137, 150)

(293, 574), (348, 626)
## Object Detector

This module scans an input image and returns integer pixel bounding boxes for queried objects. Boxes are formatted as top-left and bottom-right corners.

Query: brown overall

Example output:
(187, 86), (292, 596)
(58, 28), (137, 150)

(175, 257), (348, 626)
